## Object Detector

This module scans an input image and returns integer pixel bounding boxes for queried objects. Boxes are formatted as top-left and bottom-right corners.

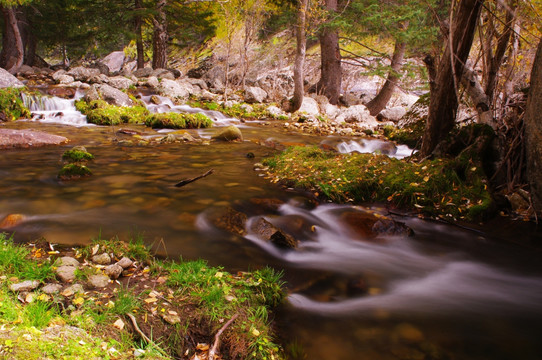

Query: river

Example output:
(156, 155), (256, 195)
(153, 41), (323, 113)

(1, 92), (542, 359)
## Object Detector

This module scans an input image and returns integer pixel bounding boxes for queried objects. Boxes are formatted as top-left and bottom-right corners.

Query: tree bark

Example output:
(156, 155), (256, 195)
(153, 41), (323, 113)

(525, 39), (542, 212)
(0, 6), (24, 74)
(366, 40), (406, 116)
(290, 0), (308, 112)
(152, 0), (168, 69)
(135, 0), (145, 69)
(461, 65), (493, 126)
(420, 0), (483, 157)
(316, 0), (341, 105)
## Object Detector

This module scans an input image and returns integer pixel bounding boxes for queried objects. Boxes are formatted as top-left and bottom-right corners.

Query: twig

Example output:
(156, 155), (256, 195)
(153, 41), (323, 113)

(209, 313), (239, 360)
(126, 313), (153, 345)
(174, 169), (214, 187)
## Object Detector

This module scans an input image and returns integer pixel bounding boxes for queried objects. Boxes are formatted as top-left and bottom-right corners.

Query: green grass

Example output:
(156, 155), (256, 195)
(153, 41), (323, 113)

(144, 112), (212, 129)
(263, 146), (493, 220)
(111, 287), (141, 315)
(0, 233), (54, 282)
(82, 233), (152, 263)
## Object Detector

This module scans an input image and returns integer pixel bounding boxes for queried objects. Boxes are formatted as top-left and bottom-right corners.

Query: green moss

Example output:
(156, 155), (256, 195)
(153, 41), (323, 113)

(263, 146), (493, 220)
(0, 88), (31, 121)
(189, 100), (273, 120)
(75, 99), (149, 126)
(58, 164), (92, 179)
(144, 112), (212, 129)
(62, 148), (94, 163)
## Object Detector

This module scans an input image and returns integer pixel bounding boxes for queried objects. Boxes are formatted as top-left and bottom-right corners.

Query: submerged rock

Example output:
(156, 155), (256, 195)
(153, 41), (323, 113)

(341, 210), (413, 241)
(207, 206), (247, 236)
(0, 129), (68, 149)
(0, 213), (26, 229)
(251, 217), (298, 249)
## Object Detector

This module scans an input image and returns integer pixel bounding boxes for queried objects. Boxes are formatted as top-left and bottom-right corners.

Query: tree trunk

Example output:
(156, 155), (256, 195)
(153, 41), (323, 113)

(152, 0), (168, 69)
(290, 0), (308, 112)
(0, 6), (24, 74)
(461, 65), (493, 126)
(420, 0), (483, 157)
(135, 0), (145, 69)
(316, 0), (341, 105)
(366, 41), (406, 116)
(525, 39), (542, 212)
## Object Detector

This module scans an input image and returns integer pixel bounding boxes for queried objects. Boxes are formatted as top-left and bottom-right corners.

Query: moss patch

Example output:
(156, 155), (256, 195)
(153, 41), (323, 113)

(58, 164), (92, 179)
(75, 99), (149, 126)
(62, 148), (94, 163)
(189, 100), (274, 120)
(263, 146), (493, 220)
(144, 112), (213, 129)
(0, 88), (31, 122)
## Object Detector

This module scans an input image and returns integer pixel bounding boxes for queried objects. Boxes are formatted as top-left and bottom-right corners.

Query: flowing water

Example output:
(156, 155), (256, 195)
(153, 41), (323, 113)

(2, 92), (542, 359)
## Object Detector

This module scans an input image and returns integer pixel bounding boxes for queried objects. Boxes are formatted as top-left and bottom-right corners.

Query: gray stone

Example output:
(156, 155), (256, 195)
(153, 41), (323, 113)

(95, 84), (133, 106)
(133, 67), (153, 78)
(187, 77), (208, 90)
(145, 76), (160, 88)
(57, 74), (76, 85)
(107, 76), (135, 90)
(116, 257), (134, 269)
(104, 264), (123, 279)
(82, 85), (100, 102)
(67, 66), (100, 82)
(89, 74), (109, 84)
(266, 105), (285, 118)
(0, 67), (24, 88)
(0, 129), (68, 150)
(58, 256), (80, 267)
(212, 125), (243, 142)
(101, 51), (125, 74)
(42, 283), (63, 294)
(334, 105), (379, 129)
(61, 284), (84, 297)
(297, 97), (320, 116)
(244, 86), (268, 103)
(9, 280), (40, 292)
(88, 274), (110, 288)
(378, 107), (407, 122)
(200, 90), (216, 101)
(158, 79), (194, 100)
(56, 265), (77, 283)
(92, 253), (111, 265)
(240, 104), (253, 113)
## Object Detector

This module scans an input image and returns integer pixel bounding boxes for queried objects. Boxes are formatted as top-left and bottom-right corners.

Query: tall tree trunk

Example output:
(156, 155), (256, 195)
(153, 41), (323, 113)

(525, 39), (542, 213)
(0, 6), (24, 74)
(366, 40), (406, 116)
(420, 0), (483, 157)
(152, 0), (168, 69)
(316, 0), (341, 105)
(290, 0), (308, 112)
(135, 0), (145, 69)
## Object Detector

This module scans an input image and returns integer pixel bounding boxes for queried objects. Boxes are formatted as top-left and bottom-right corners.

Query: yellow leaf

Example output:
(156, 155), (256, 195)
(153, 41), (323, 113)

(251, 328), (261, 337)
(73, 297), (85, 306)
(423, 176), (430, 182)
(144, 297), (158, 304)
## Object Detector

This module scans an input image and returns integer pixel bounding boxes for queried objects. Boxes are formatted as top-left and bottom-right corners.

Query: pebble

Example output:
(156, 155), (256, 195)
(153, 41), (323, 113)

(92, 253), (112, 265)
(61, 284), (84, 297)
(58, 256), (80, 267)
(88, 274), (110, 288)
(9, 280), (40, 292)
(56, 265), (77, 283)
(42, 283), (63, 294)
(104, 264), (123, 279)
(116, 257), (133, 269)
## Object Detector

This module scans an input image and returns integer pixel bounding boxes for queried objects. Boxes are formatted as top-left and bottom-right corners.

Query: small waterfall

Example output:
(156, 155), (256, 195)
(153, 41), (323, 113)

(327, 138), (415, 159)
(21, 93), (88, 126)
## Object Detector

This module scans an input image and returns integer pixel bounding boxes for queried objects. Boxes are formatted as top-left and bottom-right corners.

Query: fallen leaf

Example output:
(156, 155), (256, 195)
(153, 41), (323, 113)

(113, 318), (125, 330)
(73, 297), (85, 306)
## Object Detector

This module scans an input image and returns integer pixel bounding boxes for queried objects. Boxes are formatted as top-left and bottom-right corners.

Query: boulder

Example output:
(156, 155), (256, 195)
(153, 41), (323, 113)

(47, 87), (76, 99)
(0, 129), (68, 149)
(17, 64), (35, 75)
(378, 107), (407, 122)
(0, 67), (24, 88)
(9, 280), (40, 292)
(145, 76), (160, 89)
(187, 77), (208, 90)
(133, 67), (153, 78)
(297, 97), (320, 116)
(151, 68), (175, 79)
(95, 84), (133, 106)
(200, 90), (216, 101)
(244, 86), (268, 103)
(88, 74), (109, 84)
(88, 274), (110, 288)
(212, 125), (243, 142)
(322, 103), (340, 118)
(67, 66), (100, 82)
(334, 105), (379, 129)
(266, 105), (285, 118)
(158, 79), (194, 100)
(55, 265), (77, 283)
(100, 51), (125, 74)
(107, 76), (135, 90)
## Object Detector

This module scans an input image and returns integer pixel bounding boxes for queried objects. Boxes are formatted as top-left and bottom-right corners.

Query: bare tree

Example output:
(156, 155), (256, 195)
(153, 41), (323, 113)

(152, 0), (168, 69)
(290, 0), (308, 112)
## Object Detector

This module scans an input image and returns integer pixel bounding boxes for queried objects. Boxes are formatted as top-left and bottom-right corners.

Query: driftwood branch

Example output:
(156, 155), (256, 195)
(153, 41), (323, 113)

(209, 313), (239, 360)
(126, 313), (153, 344)
(174, 169), (214, 187)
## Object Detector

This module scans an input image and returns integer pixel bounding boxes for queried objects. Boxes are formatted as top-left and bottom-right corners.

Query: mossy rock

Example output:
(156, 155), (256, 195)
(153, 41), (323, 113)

(211, 125), (243, 142)
(144, 112), (212, 129)
(58, 164), (92, 180)
(189, 100), (271, 120)
(62, 146), (94, 163)
(76, 99), (149, 126)
(0, 88), (31, 121)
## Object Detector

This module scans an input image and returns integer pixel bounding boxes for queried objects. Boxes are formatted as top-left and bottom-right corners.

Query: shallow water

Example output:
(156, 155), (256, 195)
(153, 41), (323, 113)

(1, 95), (542, 359)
